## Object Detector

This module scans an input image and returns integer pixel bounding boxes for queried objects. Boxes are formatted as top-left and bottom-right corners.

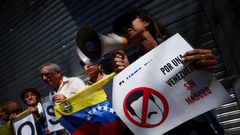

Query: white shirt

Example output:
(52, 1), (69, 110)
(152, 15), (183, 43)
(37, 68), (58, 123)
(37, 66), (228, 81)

(55, 76), (86, 98)
(37, 102), (43, 115)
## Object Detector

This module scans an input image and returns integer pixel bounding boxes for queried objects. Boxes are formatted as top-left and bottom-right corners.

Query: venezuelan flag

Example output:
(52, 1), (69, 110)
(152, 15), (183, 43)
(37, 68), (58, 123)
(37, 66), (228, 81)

(54, 73), (127, 135)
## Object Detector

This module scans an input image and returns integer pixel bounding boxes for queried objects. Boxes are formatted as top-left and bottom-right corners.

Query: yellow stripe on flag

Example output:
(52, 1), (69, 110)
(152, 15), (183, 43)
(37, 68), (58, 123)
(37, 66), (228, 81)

(54, 72), (116, 119)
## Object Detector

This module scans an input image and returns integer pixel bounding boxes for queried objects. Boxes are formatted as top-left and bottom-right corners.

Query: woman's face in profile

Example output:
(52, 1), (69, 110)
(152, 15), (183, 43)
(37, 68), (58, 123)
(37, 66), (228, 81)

(122, 17), (149, 40)
(83, 64), (100, 77)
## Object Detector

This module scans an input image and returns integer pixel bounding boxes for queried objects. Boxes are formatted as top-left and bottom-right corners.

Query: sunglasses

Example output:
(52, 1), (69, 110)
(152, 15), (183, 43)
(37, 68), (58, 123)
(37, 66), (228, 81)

(40, 72), (51, 78)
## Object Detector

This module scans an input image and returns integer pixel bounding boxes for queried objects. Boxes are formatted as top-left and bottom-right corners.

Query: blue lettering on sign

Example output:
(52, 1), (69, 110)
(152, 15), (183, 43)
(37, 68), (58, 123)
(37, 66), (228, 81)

(126, 67), (142, 80)
(118, 59), (152, 86)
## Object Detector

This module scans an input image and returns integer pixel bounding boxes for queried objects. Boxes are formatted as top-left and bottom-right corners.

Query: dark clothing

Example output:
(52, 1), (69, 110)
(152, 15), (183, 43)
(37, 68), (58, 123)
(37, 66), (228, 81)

(164, 119), (216, 135)
(35, 121), (47, 135)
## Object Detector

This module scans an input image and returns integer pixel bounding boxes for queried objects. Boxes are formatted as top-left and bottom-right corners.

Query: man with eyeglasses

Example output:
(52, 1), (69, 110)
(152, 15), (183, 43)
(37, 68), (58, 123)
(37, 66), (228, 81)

(39, 62), (87, 103)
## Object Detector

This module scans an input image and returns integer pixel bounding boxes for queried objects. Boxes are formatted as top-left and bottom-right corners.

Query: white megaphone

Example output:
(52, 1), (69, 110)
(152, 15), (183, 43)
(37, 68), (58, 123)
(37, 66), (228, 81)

(75, 26), (128, 65)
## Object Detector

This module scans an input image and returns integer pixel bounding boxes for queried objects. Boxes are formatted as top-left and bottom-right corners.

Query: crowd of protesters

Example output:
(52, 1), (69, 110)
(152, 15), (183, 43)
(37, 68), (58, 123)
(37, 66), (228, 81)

(0, 8), (225, 135)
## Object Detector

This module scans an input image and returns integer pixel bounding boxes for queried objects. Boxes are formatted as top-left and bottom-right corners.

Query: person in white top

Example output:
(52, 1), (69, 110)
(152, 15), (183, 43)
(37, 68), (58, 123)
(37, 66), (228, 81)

(39, 62), (87, 103)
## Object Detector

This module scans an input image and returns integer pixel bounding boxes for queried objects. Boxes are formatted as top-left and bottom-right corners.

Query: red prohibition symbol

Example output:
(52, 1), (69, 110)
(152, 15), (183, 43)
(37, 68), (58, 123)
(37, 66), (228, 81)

(123, 87), (169, 128)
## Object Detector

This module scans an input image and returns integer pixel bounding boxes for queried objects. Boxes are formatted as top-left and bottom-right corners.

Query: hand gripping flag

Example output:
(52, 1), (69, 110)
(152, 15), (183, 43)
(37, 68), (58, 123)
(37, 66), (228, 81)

(54, 73), (128, 135)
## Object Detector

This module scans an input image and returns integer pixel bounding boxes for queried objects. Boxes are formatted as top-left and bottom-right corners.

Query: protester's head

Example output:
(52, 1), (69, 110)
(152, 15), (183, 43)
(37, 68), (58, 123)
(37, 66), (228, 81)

(2, 101), (22, 121)
(112, 8), (169, 49)
(39, 62), (63, 89)
(80, 60), (103, 83)
(21, 88), (41, 107)
(80, 60), (102, 77)
(0, 104), (8, 121)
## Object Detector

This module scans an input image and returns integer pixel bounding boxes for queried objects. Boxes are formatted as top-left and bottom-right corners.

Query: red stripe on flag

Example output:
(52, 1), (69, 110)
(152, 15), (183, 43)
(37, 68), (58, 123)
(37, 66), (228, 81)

(72, 119), (129, 135)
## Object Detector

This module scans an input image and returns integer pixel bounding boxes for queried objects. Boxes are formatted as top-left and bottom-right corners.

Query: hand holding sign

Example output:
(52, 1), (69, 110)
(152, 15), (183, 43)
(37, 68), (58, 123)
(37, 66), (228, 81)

(182, 49), (218, 72)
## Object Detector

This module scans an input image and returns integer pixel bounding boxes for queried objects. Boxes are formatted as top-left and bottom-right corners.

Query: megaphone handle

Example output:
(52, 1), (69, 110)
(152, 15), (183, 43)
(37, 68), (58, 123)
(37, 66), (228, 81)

(113, 50), (130, 73)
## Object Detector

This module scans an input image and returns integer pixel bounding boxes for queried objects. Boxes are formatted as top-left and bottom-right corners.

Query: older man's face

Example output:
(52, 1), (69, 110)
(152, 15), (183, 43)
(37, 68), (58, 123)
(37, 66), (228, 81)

(39, 66), (62, 89)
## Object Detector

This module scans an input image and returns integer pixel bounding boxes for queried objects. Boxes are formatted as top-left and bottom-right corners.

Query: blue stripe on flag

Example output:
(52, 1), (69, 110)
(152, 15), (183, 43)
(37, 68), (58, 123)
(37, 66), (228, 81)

(58, 100), (119, 133)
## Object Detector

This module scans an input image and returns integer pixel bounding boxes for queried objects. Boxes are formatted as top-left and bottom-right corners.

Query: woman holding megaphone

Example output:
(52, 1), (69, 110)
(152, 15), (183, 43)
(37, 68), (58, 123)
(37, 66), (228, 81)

(112, 8), (221, 135)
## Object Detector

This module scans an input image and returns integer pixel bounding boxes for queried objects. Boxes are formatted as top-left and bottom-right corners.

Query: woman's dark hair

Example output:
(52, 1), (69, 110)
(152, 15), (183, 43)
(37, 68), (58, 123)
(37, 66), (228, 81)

(112, 8), (169, 40)
(79, 59), (86, 67)
(20, 88), (41, 103)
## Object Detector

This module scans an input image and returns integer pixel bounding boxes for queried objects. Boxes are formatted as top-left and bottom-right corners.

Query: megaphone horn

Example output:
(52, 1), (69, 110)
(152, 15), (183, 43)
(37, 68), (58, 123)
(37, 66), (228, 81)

(75, 26), (127, 65)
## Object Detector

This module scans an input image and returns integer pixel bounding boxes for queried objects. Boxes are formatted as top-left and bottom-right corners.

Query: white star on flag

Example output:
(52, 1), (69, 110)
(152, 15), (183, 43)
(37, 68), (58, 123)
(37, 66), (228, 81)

(88, 110), (92, 115)
(103, 104), (108, 111)
(97, 105), (102, 110)
(109, 108), (115, 114)
(92, 107), (97, 113)
(86, 115), (92, 121)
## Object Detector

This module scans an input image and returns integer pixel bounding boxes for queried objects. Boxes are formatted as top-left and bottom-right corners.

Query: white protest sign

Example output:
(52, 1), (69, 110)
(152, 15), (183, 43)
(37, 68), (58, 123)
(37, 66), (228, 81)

(42, 96), (64, 133)
(112, 33), (230, 135)
(13, 114), (37, 135)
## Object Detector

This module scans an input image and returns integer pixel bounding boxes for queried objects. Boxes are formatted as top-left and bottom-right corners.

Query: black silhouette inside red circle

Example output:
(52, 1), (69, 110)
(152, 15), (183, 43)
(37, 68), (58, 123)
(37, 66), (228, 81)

(123, 87), (169, 128)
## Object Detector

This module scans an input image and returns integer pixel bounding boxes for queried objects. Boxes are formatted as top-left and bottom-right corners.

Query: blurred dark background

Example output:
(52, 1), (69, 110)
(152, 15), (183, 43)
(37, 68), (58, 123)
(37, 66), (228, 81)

(0, 0), (240, 134)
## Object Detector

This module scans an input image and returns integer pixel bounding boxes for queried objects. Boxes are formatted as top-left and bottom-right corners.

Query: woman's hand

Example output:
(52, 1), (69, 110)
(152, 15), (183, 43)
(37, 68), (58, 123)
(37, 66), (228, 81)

(28, 106), (40, 117)
(52, 94), (66, 103)
(45, 127), (51, 135)
(182, 49), (218, 72)
(113, 50), (129, 73)
(8, 113), (17, 120)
